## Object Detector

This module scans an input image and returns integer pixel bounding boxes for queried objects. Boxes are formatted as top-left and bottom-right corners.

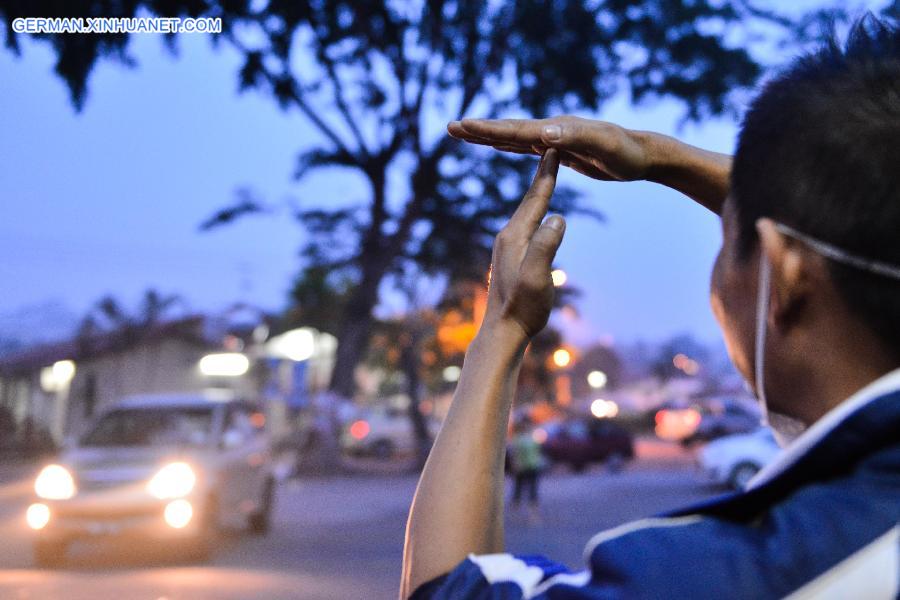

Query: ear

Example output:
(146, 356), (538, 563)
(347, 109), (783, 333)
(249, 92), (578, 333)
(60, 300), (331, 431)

(756, 218), (812, 330)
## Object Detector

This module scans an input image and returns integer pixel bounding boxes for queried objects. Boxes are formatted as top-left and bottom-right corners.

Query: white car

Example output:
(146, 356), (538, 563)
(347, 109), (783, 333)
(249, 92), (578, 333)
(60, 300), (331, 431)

(699, 428), (781, 490)
(341, 407), (440, 459)
(25, 393), (275, 567)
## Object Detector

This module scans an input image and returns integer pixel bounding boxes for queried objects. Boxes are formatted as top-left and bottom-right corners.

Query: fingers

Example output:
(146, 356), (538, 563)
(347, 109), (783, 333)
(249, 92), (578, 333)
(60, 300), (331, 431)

(538, 119), (619, 157)
(507, 149), (560, 236)
(449, 117), (614, 157)
(449, 118), (544, 148)
(521, 215), (567, 284)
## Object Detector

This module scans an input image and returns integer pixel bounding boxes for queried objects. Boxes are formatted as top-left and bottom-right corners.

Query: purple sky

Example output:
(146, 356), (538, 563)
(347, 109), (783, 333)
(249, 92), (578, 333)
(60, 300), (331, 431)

(0, 5), (881, 347)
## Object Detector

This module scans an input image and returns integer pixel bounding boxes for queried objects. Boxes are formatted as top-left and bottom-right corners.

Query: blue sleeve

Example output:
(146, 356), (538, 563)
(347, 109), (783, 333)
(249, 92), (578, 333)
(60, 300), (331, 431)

(580, 464), (900, 599)
(410, 553), (592, 599)
(411, 459), (900, 599)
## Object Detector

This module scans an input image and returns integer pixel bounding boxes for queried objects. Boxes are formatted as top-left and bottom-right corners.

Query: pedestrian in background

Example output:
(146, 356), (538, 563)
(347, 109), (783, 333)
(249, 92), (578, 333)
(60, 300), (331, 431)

(508, 419), (544, 522)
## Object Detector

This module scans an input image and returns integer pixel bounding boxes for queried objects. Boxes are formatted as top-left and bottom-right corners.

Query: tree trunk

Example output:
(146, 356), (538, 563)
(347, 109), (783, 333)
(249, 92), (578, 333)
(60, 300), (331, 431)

(328, 271), (382, 397)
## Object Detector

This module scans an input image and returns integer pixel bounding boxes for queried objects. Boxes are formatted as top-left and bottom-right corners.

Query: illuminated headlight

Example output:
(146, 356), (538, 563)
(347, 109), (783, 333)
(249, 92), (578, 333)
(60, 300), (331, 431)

(34, 465), (76, 500)
(164, 499), (193, 528)
(26, 503), (51, 530)
(147, 462), (196, 499)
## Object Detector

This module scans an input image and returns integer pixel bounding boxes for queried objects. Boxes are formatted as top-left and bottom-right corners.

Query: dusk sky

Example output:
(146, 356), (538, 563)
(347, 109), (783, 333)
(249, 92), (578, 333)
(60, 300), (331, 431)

(0, 3), (886, 347)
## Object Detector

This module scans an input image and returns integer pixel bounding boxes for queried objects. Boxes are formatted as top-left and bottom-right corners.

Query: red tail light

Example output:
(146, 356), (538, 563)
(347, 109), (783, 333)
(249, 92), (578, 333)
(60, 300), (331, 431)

(349, 420), (370, 440)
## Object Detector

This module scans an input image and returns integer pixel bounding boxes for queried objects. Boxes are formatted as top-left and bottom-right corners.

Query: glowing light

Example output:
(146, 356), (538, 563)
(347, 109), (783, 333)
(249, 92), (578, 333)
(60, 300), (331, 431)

(587, 370), (608, 389)
(198, 353), (249, 377)
(552, 348), (572, 368)
(250, 412), (266, 429)
(551, 269), (567, 287)
(654, 408), (702, 441)
(34, 465), (76, 500)
(266, 328), (316, 362)
(672, 353), (700, 375)
(591, 399), (619, 419)
(164, 499), (193, 529)
(147, 462), (196, 500)
(40, 360), (76, 392)
(442, 366), (461, 382)
(531, 428), (548, 444)
(26, 503), (50, 530)
(686, 409), (702, 427)
(53, 360), (75, 383)
(349, 420), (371, 440)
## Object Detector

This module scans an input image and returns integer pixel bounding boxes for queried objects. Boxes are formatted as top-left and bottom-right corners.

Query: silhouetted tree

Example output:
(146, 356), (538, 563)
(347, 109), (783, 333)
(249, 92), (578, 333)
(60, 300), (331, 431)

(78, 289), (185, 338)
(0, 0), (854, 403)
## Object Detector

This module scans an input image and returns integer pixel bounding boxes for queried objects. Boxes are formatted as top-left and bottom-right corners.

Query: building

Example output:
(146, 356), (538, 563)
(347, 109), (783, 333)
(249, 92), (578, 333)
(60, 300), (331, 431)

(0, 317), (241, 443)
(0, 315), (339, 447)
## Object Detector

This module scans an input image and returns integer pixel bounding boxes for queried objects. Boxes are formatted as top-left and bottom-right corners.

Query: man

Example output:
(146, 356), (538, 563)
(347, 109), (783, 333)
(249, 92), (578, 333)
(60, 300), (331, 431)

(400, 15), (899, 599)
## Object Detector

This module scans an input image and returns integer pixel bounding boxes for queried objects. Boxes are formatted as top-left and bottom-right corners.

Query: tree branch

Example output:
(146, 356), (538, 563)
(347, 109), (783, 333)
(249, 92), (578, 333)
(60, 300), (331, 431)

(226, 31), (360, 163)
(309, 31), (372, 157)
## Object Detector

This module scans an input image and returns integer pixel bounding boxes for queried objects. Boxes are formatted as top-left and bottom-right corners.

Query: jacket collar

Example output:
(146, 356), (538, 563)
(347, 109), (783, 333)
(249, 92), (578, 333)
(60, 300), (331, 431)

(670, 370), (900, 520)
(750, 367), (900, 489)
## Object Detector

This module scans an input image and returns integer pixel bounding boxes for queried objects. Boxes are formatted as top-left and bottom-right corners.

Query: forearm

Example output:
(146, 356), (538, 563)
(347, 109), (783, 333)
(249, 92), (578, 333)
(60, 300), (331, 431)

(400, 322), (526, 598)
(637, 131), (732, 215)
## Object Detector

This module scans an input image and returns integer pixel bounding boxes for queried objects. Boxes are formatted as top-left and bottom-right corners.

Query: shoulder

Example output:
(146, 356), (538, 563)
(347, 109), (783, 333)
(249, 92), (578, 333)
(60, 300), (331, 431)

(584, 459), (900, 598)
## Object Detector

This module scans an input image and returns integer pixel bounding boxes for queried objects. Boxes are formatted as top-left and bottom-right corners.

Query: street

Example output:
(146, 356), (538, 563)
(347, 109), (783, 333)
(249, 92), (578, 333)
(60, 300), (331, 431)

(0, 445), (722, 599)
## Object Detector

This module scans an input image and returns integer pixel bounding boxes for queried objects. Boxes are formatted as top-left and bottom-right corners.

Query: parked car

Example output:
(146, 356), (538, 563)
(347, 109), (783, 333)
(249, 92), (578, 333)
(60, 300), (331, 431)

(25, 392), (275, 567)
(698, 427), (781, 490)
(683, 400), (761, 445)
(538, 418), (634, 472)
(340, 407), (440, 460)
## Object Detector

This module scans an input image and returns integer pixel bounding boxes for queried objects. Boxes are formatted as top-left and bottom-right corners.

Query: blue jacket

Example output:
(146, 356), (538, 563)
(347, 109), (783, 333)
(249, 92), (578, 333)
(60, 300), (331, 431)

(412, 388), (900, 599)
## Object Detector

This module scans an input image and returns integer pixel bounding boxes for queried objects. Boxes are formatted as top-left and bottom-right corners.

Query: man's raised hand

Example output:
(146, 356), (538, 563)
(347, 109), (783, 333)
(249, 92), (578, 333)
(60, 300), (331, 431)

(484, 149), (566, 342)
(448, 116), (652, 183)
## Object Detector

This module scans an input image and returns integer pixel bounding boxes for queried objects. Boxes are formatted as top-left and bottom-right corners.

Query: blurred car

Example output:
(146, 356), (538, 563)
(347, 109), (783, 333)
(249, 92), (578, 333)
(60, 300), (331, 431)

(683, 400), (761, 445)
(341, 406), (440, 460)
(699, 428), (781, 490)
(25, 392), (275, 567)
(537, 418), (634, 472)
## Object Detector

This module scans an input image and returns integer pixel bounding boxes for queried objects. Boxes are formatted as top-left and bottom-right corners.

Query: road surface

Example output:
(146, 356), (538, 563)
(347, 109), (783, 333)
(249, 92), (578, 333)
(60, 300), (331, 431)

(0, 446), (722, 599)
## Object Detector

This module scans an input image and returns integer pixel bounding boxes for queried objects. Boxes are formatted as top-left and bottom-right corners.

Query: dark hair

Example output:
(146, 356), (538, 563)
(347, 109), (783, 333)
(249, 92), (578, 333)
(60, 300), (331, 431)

(731, 14), (900, 356)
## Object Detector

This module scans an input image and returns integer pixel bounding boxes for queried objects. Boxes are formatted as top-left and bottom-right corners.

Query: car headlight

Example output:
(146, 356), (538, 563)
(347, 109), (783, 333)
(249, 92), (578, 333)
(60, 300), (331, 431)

(146, 462), (196, 499)
(34, 464), (76, 500)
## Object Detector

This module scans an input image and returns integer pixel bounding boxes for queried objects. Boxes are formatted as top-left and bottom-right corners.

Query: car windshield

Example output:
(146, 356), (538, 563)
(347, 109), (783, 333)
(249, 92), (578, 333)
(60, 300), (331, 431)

(80, 407), (215, 447)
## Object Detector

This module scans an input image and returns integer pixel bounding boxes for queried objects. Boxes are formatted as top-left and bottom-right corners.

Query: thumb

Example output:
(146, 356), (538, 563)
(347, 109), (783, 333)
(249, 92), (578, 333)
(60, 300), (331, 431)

(521, 215), (566, 283)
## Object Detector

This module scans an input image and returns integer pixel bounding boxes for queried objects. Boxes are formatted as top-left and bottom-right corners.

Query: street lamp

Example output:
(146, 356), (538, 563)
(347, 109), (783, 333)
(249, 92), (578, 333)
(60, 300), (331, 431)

(587, 370), (608, 389)
(442, 366), (461, 382)
(552, 348), (572, 368)
(266, 328), (316, 362)
(590, 398), (619, 419)
(40, 360), (76, 393)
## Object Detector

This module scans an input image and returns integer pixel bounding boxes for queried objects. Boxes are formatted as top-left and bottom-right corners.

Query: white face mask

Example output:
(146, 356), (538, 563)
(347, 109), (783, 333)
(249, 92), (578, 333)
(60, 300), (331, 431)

(752, 222), (900, 447)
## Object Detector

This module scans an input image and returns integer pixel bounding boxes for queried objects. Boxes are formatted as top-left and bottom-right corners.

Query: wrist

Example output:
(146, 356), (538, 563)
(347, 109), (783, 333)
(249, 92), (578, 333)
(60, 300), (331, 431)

(473, 317), (530, 356)
(633, 130), (679, 183)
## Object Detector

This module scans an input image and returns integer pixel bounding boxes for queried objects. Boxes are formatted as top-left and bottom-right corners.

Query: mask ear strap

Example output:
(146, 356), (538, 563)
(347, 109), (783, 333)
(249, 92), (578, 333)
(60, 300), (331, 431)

(774, 223), (900, 280)
(755, 255), (772, 422)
